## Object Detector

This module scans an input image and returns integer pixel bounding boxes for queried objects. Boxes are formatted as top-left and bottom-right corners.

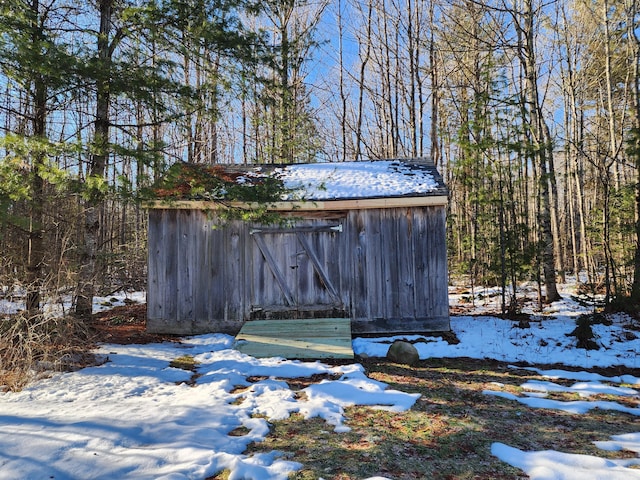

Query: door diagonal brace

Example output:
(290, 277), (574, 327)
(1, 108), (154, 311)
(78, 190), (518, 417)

(296, 232), (341, 304)
(253, 233), (296, 306)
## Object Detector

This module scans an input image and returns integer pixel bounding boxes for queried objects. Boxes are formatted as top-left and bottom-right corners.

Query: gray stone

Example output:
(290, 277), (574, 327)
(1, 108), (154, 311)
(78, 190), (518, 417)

(386, 340), (420, 366)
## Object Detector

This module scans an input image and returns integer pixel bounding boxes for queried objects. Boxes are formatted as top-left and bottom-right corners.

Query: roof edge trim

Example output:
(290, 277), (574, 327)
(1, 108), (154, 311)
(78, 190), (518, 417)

(144, 196), (448, 211)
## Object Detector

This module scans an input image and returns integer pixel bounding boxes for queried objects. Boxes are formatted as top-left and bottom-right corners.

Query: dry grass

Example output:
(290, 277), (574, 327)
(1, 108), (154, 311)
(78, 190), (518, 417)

(224, 357), (640, 480)
(169, 354), (199, 371)
(0, 303), (181, 392)
(0, 312), (94, 391)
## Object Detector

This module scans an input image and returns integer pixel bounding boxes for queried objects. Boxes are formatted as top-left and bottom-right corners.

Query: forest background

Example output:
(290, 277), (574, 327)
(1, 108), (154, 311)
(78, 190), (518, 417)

(2, 0), (640, 323)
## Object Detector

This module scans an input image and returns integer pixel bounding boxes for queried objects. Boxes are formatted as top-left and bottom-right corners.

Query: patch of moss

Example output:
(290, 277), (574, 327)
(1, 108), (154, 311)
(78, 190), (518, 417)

(169, 355), (199, 372)
(144, 162), (300, 226)
(146, 162), (293, 203)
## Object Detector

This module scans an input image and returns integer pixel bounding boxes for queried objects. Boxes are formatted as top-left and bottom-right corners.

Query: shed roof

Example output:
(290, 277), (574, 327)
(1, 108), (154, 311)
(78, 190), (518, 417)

(146, 158), (448, 210)
(262, 159), (447, 200)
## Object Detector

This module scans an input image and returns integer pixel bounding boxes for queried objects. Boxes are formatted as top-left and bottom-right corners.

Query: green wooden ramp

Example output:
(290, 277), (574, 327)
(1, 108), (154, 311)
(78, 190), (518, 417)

(234, 318), (354, 359)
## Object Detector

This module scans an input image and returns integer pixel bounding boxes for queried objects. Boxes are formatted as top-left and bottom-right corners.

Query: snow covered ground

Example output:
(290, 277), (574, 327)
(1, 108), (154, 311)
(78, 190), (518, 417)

(1, 281), (640, 479)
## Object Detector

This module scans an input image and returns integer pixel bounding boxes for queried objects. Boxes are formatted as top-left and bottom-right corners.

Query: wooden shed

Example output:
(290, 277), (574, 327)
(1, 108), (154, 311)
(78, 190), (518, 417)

(146, 158), (450, 336)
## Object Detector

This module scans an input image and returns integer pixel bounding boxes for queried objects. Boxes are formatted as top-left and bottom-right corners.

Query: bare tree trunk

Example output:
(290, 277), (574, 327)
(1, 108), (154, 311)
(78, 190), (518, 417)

(26, 0), (47, 318)
(518, 0), (561, 302)
(546, 122), (565, 283)
(600, 0), (625, 301)
(557, 4), (585, 279)
(75, 0), (113, 317)
(355, 0), (373, 161)
(337, 0), (348, 162)
(407, 0), (417, 157)
(628, 0), (640, 301)
(429, 0), (440, 166)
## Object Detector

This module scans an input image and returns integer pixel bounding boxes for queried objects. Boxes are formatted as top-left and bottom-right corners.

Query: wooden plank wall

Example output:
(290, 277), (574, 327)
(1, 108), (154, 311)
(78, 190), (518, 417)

(346, 207), (450, 333)
(147, 210), (247, 334)
(147, 206), (450, 335)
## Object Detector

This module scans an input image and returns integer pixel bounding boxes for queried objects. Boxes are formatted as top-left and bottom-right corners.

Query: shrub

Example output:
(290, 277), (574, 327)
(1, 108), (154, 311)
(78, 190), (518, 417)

(0, 313), (92, 391)
(567, 313), (602, 350)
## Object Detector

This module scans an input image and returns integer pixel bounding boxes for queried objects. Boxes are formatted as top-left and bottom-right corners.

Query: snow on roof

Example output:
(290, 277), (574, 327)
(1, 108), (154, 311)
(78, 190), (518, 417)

(272, 160), (445, 200)
(149, 159), (448, 207)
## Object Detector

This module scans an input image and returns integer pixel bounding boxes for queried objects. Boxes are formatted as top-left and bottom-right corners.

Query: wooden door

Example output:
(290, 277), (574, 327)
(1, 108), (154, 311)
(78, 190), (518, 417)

(249, 224), (344, 319)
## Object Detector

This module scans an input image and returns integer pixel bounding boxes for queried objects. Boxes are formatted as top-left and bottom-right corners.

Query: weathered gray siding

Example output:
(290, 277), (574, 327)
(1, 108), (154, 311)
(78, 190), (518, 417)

(147, 206), (449, 335)
(346, 207), (449, 333)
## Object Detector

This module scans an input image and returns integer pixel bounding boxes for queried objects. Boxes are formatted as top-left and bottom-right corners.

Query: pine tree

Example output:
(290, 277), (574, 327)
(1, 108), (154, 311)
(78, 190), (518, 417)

(0, 0), (78, 316)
